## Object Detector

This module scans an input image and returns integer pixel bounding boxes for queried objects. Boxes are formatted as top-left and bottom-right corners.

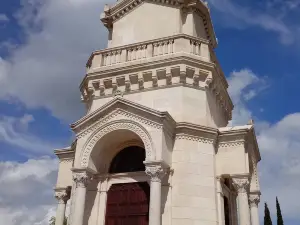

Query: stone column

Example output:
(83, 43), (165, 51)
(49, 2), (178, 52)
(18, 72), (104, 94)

(145, 164), (166, 225)
(232, 177), (251, 225)
(54, 188), (70, 225)
(249, 193), (260, 225)
(72, 172), (92, 225)
(230, 193), (238, 225)
(216, 177), (225, 225)
(97, 177), (108, 225)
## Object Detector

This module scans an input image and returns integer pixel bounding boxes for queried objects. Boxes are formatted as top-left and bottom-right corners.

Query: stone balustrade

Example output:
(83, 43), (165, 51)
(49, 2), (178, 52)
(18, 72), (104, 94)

(86, 34), (211, 71)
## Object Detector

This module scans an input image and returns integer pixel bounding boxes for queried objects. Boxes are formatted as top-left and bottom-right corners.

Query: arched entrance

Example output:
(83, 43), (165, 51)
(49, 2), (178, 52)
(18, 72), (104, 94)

(105, 146), (150, 225)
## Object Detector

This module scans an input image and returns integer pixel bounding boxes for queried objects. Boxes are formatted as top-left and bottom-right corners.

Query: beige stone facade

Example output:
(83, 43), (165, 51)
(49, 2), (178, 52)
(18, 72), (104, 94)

(54, 1), (261, 225)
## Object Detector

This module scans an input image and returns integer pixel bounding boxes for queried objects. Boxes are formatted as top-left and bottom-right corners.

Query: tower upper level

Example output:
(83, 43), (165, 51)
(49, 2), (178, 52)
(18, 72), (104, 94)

(80, 0), (233, 128)
(101, 0), (218, 48)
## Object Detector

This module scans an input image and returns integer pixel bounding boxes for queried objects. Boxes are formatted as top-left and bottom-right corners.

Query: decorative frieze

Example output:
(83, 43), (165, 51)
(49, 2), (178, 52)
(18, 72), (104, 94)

(60, 158), (73, 164)
(82, 70), (232, 122)
(175, 134), (214, 144)
(218, 140), (246, 148)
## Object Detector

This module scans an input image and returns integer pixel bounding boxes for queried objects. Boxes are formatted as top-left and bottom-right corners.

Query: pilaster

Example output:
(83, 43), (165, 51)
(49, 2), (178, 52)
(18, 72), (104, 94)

(249, 193), (261, 225)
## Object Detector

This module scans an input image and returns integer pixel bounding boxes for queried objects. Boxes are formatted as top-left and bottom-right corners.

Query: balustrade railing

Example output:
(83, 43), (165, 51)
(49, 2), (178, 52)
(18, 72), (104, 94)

(87, 34), (210, 70)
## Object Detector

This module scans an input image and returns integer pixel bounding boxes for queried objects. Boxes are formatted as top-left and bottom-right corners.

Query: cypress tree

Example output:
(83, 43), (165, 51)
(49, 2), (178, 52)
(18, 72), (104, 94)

(276, 197), (284, 225)
(264, 202), (273, 225)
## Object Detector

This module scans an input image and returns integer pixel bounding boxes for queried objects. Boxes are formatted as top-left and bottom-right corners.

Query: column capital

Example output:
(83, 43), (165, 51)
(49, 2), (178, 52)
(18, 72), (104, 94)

(55, 188), (70, 204)
(232, 177), (249, 193)
(72, 172), (93, 188)
(249, 193), (260, 207)
(145, 164), (167, 182)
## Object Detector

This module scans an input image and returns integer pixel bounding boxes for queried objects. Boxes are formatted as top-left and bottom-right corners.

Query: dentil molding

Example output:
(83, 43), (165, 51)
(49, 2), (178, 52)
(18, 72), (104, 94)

(175, 134), (214, 144)
(218, 140), (246, 148)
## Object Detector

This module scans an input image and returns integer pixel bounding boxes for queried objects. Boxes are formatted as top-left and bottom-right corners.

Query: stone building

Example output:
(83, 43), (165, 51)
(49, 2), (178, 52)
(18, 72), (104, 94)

(53, 0), (261, 225)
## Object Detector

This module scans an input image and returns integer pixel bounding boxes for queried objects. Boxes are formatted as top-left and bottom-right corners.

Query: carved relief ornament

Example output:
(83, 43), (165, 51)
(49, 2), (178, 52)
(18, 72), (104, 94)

(232, 177), (250, 193)
(81, 120), (155, 167)
(72, 172), (93, 188)
(145, 165), (167, 182)
(55, 190), (70, 204)
(249, 194), (260, 207)
(76, 108), (162, 139)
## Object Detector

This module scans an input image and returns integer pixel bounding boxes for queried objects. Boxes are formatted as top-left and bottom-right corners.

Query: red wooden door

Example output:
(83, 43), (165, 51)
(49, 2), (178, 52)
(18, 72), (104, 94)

(105, 182), (150, 225)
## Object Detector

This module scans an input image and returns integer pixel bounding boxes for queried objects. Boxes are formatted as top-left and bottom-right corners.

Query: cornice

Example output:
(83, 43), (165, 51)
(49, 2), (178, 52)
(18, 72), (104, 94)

(217, 125), (261, 162)
(85, 53), (214, 80)
(102, 0), (180, 24)
(217, 125), (251, 148)
(176, 122), (217, 135)
(54, 148), (75, 161)
(210, 49), (228, 89)
(175, 122), (218, 144)
(82, 54), (233, 121)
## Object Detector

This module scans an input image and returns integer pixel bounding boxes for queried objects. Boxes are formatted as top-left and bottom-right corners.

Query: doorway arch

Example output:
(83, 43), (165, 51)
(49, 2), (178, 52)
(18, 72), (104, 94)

(105, 146), (149, 225)
(109, 146), (146, 173)
(105, 182), (150, 225)
(80, 120), (155, 170)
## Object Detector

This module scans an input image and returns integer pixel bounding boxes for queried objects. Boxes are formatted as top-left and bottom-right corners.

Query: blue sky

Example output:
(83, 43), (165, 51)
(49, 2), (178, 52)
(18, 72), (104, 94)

(0, 0), (299, 224)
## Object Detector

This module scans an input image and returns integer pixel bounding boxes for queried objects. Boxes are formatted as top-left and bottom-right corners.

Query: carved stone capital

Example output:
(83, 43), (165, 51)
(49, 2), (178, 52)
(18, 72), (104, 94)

(72, 172), (92, 188)
(55, 189), (70, 204)
(249, 193), (260, 207)
(145, 165), (167, 182)
(232, 177), (249, 193)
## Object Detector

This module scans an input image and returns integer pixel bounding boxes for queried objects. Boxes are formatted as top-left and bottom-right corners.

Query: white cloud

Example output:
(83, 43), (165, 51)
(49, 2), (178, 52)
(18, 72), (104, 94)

(258, 113), (300, 220)
(227, 68), (300, 220)
(0, 14), (9, 22)
(0, 114), (58, 155)
(228, 69), (259, 103)
(206, 0), (294, 45)
(0, 157), (59, 225)
(228, 68), (266, 125)
(0, 0), (114, 122)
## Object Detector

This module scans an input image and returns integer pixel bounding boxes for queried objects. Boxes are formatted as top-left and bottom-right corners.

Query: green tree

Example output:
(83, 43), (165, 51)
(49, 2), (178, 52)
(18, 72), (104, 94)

(264, 202), (273, 225)
(276, 197), (284, 225)
(49, 216), (67, 225)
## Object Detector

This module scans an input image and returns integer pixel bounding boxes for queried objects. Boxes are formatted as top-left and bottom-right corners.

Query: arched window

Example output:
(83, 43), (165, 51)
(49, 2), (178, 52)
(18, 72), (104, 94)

(109, 146), (145, 173)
